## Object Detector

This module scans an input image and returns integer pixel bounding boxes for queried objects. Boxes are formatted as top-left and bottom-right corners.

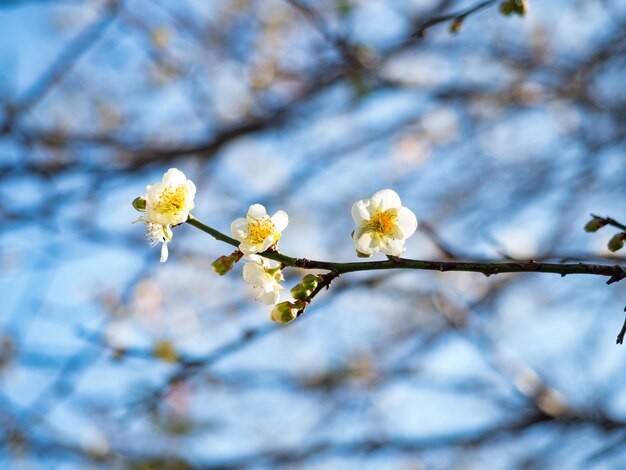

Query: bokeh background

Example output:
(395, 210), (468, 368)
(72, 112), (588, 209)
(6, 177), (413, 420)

(1, 0), (626, 468)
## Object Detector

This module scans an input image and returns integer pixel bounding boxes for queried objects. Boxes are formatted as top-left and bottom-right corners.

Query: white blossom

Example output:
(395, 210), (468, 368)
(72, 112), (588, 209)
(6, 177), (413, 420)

(136, 168), (196, 263)
(242, 255), (284, 305)
(351, 189), (417, 257)
(231, 204), (288, 255)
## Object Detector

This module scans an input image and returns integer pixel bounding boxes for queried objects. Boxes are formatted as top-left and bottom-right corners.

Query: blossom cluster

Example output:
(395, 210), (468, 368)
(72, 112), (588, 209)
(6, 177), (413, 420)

(133, 169), (418, 323)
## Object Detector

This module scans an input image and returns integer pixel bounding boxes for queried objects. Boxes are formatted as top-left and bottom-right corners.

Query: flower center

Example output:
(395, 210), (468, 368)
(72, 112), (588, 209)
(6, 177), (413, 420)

(247, 217), (276, 244)
(154, 185), (188, 216)
(367, 209), (398, 237)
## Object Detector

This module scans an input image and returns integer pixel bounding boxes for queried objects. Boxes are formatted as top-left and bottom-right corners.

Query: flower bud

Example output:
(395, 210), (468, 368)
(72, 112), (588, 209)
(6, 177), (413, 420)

(211, 251), (243, 276)
(499, 0), (527, 16)
(301, 274), (320, 291)
(290, 283), (312, 300)
(270, 301), (299, 324)
(608, 233), (625, 252)
(132, 196), (147, 212)
(584, 217), (607, 232)
(449, 18), (463, 34)
(153, 339), (178, 363)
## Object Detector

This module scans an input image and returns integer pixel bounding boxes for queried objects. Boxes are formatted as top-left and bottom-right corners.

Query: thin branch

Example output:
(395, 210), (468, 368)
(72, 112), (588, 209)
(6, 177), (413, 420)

(411, 0), (499, 37)
(591, 213), (626, 232)
(186, 215), (626, 284)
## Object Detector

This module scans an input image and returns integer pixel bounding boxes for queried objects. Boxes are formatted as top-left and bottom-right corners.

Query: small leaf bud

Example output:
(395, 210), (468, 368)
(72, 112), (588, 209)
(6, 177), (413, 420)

(584, 217), (608, 232)
(132, 196), (147, 212)
(608, 233), (625, 252)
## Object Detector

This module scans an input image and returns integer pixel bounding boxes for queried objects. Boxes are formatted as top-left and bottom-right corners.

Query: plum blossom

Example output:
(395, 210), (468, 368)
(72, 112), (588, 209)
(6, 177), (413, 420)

(242, 255), (284, 305)
(135, 168), (196, 263)
(231, 204), (288, 255)
(351, 189), (417, 257)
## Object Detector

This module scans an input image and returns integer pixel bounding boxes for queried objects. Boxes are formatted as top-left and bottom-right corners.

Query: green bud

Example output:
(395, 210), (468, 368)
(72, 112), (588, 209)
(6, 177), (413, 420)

(449, 18), (463, 34)
(270, 301), (299, 324)
(153, 340), (178, 363)
(290, 283), (312, 300)
(301, 274), (320, 291)
(211, 251), (243, 276)
(608, 233), (625, 252)
(499, 0), (527, 16)
(584, 217), (607, 232)
(132, 196), (147, 212)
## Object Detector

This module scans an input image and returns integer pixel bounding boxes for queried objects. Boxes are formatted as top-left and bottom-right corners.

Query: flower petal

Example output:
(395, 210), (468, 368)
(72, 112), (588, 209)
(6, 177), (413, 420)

(371, 189), (401, 211)
(162, 168), (187, 187)
(160, 240), (169, 263)
(230, 218), (249, 241)
(257, 236), (274, 253)
(259, 289), (279, 305)
(146, 182), (164, 205)
(247, 204), (268, 219)
(380, 238), (405, 256)
(396, 207), (418, 238)
(239, 241), (257, 255)
(271, 210), (289, 233)
(351, 199), (371, 226)
(353, 229), (377, 255)
(242, 261), (267, 287)
(185, 180), (197, 205)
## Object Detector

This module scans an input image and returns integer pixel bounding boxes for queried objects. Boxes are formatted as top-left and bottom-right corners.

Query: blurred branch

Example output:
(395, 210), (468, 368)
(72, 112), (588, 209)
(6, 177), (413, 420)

(2, 0), (120, 133)
(411, 0), (499, 37)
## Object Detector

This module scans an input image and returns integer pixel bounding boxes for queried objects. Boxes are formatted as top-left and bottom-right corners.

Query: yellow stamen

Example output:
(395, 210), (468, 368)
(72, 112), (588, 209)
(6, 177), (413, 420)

(154, 185), (189, 216)
(246, 216), (276, 244)
(367, 209), (398, 237)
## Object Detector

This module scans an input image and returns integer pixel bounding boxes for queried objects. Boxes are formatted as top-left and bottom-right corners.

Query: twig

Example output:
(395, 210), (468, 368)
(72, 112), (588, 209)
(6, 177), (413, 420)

(186, 215), (626, 283)
(412, 0), (499, 37)
(616, 309), (626, 345)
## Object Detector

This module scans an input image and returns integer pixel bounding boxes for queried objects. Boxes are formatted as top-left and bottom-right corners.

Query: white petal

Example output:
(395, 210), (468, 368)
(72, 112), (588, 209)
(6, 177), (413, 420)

(259, 289), (279, 305)
(160, 241), (169, 263)
(264, 258), (281, 270)
(146, 182), (164, 204)
(243, 262), (267, 286)
(230, 218), (249, 241)
(371, 189), (401, 211)
(185, 180), (197, 204)
(239, 241), (257, 255)
(149, 210), (173, 227)
(271, 210), (289, 233)
(351, 199), (371, 226)
(174, 211), (190, 225)
(396, 207), (418, 238)
(243, 254), (263, 264)
(353, 229), (377, 255)
(247, 204), (268, 219)
(162, 168), (187, 187)
(381, 238), (405, 256)
(257, 236), (274, 253)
